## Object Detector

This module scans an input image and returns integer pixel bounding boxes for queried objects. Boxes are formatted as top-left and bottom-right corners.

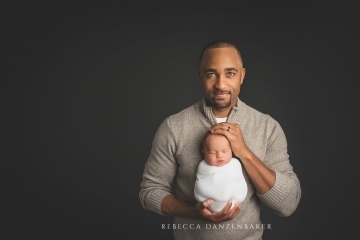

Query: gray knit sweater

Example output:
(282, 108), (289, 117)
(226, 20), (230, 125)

(139, 98), (301, 240)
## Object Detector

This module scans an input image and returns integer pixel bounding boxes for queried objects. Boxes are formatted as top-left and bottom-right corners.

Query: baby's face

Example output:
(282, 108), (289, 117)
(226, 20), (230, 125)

(203, 134), (232, 166)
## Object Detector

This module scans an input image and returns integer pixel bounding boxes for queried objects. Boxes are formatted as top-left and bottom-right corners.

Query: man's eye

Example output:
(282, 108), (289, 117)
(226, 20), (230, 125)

(227, 72), (235, 77)
(207, 73), (215, 78)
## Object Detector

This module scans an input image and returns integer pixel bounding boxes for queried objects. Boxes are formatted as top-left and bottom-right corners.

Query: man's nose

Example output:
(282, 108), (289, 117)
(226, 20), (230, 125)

(215, 75), (226, 89)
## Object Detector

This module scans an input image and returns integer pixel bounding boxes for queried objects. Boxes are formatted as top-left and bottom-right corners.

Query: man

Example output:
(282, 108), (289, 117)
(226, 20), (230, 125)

(139, 40), (301, 239)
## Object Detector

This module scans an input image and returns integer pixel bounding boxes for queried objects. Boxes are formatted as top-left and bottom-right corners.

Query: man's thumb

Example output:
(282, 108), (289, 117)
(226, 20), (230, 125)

(202, 199), (214, 208)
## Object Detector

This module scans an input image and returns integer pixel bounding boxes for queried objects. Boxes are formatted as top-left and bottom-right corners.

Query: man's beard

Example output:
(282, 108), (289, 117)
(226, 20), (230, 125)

(210, 91), (232, 109)
(212, 98), (231, 109)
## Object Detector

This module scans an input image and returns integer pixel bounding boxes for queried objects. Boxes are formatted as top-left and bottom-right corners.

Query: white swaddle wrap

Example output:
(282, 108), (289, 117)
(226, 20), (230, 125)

(194, 158), (248, 212)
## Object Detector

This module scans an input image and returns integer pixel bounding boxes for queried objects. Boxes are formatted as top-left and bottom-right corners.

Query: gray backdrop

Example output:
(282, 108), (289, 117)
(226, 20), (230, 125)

(2, 1), (359, 239)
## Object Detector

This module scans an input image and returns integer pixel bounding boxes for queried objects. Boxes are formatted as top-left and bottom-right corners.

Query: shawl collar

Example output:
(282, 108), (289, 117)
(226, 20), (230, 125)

(198, 97), (247, 124)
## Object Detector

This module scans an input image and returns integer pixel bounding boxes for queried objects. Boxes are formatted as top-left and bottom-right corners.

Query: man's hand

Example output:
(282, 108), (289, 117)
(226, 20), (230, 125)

(195, 199), (240, 224)
(161, 195), (240, 222)
(210, 123), (250, 160)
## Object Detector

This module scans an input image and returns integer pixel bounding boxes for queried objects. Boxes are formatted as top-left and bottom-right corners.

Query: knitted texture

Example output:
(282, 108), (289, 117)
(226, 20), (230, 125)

(139, 98), (301, 240)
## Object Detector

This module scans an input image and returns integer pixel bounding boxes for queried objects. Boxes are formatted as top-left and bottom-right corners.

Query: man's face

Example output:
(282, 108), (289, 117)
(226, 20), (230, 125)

(199, 47), (245, 111)
(202, 134), (232, 167)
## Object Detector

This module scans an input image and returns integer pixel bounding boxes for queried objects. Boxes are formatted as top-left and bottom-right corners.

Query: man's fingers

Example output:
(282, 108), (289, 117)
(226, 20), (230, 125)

(222, 199), (233, 212)
(198, 199), (241, 223)
(210, 123), (239, 131)
(202, 199), (214, 209)
(196, 199), (213, 219)
(210, 124), (240, 137)
(214, 202), (240, 223)
(228, 204), (241, 220)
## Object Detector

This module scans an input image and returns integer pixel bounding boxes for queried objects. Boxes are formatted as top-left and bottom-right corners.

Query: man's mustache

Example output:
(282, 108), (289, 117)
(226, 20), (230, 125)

(213, 90), (231, 94)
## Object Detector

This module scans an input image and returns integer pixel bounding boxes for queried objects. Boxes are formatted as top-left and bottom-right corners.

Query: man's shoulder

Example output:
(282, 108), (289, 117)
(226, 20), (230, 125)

(238, 101), (281, 131)
(155, 100), (203, 133)
(167, 100), (202, 122)
(155, 100), (205, 141)
(241, 101), (274, 121)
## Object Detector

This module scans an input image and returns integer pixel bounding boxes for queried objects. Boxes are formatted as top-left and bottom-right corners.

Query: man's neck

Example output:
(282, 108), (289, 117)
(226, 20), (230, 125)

(204, 98), (237, 118)
(212, 107), (231, 118)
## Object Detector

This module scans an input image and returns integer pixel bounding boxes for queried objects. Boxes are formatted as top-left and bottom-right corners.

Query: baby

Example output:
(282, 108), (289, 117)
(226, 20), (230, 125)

(194, 131), (248, 212)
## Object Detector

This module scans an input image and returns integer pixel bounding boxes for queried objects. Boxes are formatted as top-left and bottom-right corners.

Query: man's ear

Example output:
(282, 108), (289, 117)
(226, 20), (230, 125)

(202, 149), (205, 154)
(241, 68), (246, 85)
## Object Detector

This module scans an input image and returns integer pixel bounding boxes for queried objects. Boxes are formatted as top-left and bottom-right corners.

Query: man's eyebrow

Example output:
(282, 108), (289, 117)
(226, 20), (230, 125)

(224, 67), (238, 72)
(203, 68), (238, 73)
(203, 68), (217, 73)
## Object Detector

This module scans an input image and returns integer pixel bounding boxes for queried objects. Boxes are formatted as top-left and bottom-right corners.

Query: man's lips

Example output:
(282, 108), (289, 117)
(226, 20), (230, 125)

(213, 91), (230, 98)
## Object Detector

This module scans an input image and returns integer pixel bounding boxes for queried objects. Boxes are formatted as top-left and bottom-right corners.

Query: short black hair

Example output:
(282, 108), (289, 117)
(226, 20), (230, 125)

(199, 39), (243, 66)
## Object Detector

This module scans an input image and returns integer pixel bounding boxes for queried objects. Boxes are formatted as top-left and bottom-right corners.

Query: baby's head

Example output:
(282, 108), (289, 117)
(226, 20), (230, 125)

(202, 132), (232, 167)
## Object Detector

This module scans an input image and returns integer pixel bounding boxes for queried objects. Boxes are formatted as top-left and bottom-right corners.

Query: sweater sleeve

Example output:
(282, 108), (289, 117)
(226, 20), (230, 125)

(139, 117), (177, 215)
(256, 120), (301, 217)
